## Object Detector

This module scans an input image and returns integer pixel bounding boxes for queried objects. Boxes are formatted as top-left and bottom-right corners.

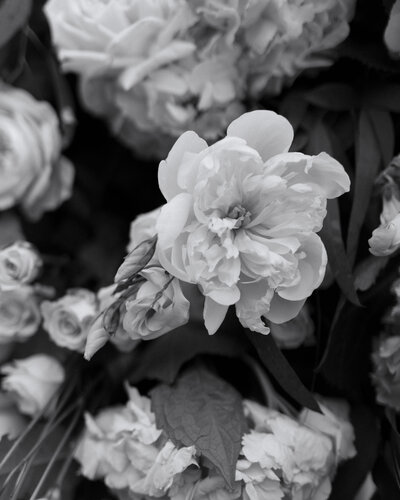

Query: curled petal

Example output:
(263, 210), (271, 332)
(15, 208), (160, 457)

(203, 297), (228, 335)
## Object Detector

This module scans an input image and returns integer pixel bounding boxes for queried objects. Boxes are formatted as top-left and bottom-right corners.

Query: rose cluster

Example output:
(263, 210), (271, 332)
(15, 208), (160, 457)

(74, 384), (356, 500)
(45, 0), (355, 157)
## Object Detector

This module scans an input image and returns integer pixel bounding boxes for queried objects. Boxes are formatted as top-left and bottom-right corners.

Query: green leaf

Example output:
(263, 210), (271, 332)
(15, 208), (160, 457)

(346, 108), (382, 268)
(0, 0), (32, 48)
(245, 330), (321, 412)
(150, 366), (246, 488)
(320, 199), (361, 306)
(304, 84), (358, 111)
(130, 322), (247, 385)
(330, 405), (380, 500)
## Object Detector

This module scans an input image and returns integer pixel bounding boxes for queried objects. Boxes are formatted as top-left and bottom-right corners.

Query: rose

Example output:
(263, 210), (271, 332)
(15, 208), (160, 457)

(122, 266), (190, 341)
(1, 354), (65, 416)
(369, 196), (400, 256)
(0, 83), (74, 220)
(156, 110), (350, 335)
(0, 241), (42, 289)
(242, 0), (355, 96)
(41, 289), (97, 352)
(372, 335), (400, 411)
(0, 286), (41, 343)
(75, 385), (196, 496)
(0, 392), (26, 439)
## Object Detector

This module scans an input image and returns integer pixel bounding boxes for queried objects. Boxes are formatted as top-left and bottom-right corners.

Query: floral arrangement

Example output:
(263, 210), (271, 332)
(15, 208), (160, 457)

(0, 1), (400, 499)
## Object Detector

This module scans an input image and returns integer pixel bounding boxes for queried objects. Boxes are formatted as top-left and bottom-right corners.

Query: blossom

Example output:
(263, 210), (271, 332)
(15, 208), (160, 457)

(1, 354), (65, 416)
(384, 0), (400, 59)
(156, 110), (350, 334)
(372, 334), (400, 411)
(0, 83), (74, 219)
(127, 207), (162, 254)
(0, 392), (27, 439)
(242, 0), (355, 96)
(0, 241), (42, 290)
(0, 286), (41, 343)
(75, 385), (197, 497)
(41, 289), (97, 352)
(270, 303), (314, 349)
(369, 196), (400, 257)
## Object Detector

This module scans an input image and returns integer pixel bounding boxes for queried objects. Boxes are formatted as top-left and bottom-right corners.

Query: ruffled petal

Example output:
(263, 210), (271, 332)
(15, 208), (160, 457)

(203, 297), (228, 335)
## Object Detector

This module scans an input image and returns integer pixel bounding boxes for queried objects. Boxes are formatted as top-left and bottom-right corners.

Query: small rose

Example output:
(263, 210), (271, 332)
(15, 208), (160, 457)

(0, 286), (41, 343)
(0, 241), (42, 290)
(0, 83), (74, 220)
(1, 354), (65, 416)
(41, 289), (97, 352)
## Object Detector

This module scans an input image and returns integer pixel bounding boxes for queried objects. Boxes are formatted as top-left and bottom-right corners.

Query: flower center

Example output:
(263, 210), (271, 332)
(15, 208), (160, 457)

(228, 205), (251, 229)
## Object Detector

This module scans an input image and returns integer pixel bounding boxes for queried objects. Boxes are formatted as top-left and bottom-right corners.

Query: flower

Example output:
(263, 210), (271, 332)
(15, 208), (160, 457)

(41, 289), (97, 352)
(170, 470), (242, 500)
(369, 195), (400, 257)
(0, 241), (42, 290)
(242, 0), (355, 96)
(0, 286), (41, 343)
(156, 110), (350, 334)
(1, 354), (65, 416)
(270, 303), (314, 349)
(236, 398), (354, 500)
(384, 0), (400, 59)
(0, 392), (27, 439)
(0, 83), (74, 219)
(372, 334), (400, 411)
(75, 385), (197, 497)
(127, 207), (162, 254)
(121, 266), (190, 341)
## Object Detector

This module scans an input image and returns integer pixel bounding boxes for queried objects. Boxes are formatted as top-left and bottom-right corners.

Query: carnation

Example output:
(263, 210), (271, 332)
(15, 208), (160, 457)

(74, 385), (197, 497)
(156, 110), (350, 334)
(0, 83), (74, 219)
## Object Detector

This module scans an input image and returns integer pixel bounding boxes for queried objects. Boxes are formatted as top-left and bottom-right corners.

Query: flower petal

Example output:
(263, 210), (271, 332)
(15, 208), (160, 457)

(266, 294), (306, 324)
(156, 193), (192, 249)
(203, 296), (228, 335)
(227, 110), (293, 161)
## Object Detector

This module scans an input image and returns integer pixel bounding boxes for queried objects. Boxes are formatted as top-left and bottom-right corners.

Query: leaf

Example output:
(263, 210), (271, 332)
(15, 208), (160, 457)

(320, 199), (361, 306)
(245, 330), (321, 412)
(365, 84), (400, 113)
(346, 108), (382, 268)
(150, 366), (246, 487)
(386, 408), (400, 490)
(0, 0), (32, 48)
(330, 405), (380, 500)
(354, 255), (389, 291)
(130, 321), (247, 384)
(304, 84), (358, 111)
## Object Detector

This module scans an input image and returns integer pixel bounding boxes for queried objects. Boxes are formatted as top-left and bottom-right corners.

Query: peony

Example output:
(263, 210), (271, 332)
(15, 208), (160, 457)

(0, 241), (42, 290)
(0, 286), (41, 343)
(127, 207), (162, 254)
(1, 354), (65, 416)
(242, 0), (355, 96)
(0, 83), (74, 219)
(121, 266), (190, 341)
(0, 392), (27, 439)
(41, 289), (97, 352)
(372, 334), (400, 411)
(156, 110), (350, 334)
(75, 385), (197, 497)
(270, 303), (314, 349)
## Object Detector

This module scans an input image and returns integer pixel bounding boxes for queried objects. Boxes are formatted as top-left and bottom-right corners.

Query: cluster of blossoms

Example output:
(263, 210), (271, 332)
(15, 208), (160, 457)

(75, 384), (355, 500)
(45, 0), (355, 157)
(0, 82), (74, 219)
(372, 278), (400, 411)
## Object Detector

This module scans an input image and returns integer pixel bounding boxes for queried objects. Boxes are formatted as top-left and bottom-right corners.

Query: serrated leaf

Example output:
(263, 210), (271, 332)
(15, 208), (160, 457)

(320, 199), (361, 306)
(245, 330), (321, 412)
(330, 405), (380, 500)
(150, 366), (246, 487)
(130, 322), (247, 384)
(305, 84), (358, 111)
(0, 0), (32, 48)
(346, 108), (382, 268)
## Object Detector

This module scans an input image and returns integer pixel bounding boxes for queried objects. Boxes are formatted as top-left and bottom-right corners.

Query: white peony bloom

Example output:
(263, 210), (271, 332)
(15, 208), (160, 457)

(242, 0), (355, 96)
(0, 286), (41, 343)
(0, 241), (42, 290)
(41, 289), (97, 352)
(156, 110), (350, 335)
(1, 354), (65, 416)
(0, 83), (74, 220)
(75, 385), (197, 497)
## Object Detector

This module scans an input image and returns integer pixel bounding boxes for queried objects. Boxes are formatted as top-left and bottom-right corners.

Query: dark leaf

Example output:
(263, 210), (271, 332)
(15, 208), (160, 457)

(279, 92), (308, 132)
(0, 211), (24, 246)
(354, 255), (389, 291)
(365, 84), (400, 113)
(0, 0), (31, 49)
(346, 108), (382, 268)
(369, 109), (395, 167)
(330, 405), (380, 500)
(245, 330), (321, 412)
(386, 409), (400, 490)
(130, 322), (247, 384)
(305, 84), (358, 111)
(320, 199), (361, 306)
(150, 365), (246, 487)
